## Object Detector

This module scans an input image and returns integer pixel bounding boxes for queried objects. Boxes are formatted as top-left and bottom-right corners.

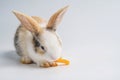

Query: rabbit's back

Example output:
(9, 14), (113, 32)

(14, 25), (30, 56)
(14, 16), (47, 56)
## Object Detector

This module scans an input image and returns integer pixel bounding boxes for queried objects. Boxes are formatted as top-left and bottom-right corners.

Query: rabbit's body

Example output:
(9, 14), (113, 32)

(13, 6), (68, 67)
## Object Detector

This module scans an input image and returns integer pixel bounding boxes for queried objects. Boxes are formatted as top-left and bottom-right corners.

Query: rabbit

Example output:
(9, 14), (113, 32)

(12, 6), (69, 67)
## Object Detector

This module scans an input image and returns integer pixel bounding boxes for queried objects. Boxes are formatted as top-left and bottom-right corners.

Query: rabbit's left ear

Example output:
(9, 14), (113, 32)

(12, 10), (43, 34)
(47, 6), (69, 31)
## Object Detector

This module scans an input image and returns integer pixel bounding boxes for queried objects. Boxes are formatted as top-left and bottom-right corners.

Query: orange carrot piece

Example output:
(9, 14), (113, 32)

(55, 58), (70, 65)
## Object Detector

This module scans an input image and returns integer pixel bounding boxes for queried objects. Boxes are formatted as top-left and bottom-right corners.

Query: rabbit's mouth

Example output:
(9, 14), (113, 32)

(50, 55), (59, 61)
(44, 54), (60, 62)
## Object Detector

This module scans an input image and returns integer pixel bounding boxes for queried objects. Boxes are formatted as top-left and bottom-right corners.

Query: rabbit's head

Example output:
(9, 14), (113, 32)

(13, 6), (69, 61)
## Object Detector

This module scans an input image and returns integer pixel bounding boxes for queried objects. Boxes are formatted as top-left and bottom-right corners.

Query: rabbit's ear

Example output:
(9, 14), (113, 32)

(12, 10), (43, 34)
(47, 6), (69, 31)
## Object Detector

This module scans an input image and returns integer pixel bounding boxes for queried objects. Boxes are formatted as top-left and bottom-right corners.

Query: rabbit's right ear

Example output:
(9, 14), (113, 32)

(47, 6), (69, 31)
(12, 10), (43, 34)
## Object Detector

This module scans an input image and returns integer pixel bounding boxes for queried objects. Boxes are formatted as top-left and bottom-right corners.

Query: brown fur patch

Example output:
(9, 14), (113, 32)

(32, 37), (45, 55)
(35, 47), (44, 54)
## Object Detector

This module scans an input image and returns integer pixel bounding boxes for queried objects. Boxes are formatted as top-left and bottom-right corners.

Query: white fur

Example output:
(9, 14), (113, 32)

(25, 31), (44, 66)
(41, 30), (62, 61)
(25, 29), (62, 66)
(13, 6), (68, 67)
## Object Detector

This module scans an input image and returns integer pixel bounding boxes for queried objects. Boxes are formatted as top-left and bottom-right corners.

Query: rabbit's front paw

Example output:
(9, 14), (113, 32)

(40, 62), (58, 68)
(20, 56), (33, 64)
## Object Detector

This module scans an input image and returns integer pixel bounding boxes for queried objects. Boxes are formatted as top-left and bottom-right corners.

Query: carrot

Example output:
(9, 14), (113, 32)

(55, 58), (70, 65)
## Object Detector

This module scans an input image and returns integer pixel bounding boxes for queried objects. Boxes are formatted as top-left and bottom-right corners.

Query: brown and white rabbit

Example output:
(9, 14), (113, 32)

(13, 6), (69, 67)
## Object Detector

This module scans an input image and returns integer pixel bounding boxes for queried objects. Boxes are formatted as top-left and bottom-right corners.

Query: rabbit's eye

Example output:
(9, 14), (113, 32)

(41, 46), (45, 50)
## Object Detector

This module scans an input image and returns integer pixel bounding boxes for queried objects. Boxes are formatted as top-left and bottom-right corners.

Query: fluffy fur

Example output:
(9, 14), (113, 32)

(13, 6), (69, 67)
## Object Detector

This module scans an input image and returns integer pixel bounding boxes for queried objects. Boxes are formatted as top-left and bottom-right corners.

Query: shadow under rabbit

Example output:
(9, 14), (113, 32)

(0, 50), (69, 70)
(0, 50), (37, 68)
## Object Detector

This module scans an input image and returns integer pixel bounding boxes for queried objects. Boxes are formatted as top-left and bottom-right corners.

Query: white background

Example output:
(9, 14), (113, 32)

(0, 0), (120, 80)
